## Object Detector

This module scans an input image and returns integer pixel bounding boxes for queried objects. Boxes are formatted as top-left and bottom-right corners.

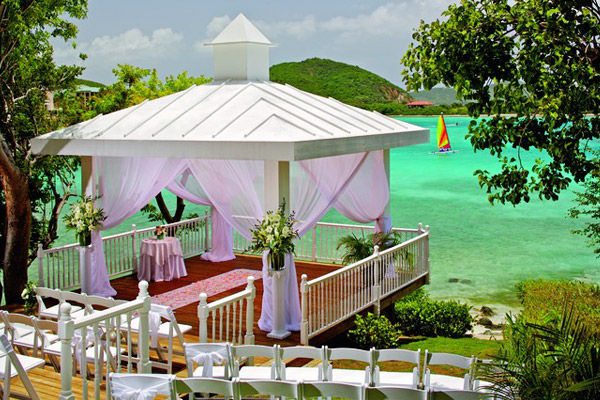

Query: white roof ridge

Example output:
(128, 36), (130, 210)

(206, 13), (273, 46)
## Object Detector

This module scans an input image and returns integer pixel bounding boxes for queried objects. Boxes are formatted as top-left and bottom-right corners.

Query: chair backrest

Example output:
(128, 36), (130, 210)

(183, 343), (232, 378)
(372, 348), (421, 389)
(302, 381), (365, 400)
(280, 345), (324, 360)
(430, 389), (492, 400)
(425, 352), (474, 370)
(175, 377), (235, 398)
(326, 347), (372, 363)
(60, 291), (87, 309)
(150, 304), (185, 341)
(34, 287), (61, 312)
(109, 373), (176, 400)
(230, 344), (281, 379)
(366, 386), (428, 400)
(3, 313), (36, 342)
(85, 295), (116, 313)
(424, 351), (475, 390)
(237, 378), (300, 399)
(0, 334), (40, 400)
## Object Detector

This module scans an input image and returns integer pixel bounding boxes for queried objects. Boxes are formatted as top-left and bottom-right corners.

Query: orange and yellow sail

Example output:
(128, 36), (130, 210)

(436, 114), (451, 151)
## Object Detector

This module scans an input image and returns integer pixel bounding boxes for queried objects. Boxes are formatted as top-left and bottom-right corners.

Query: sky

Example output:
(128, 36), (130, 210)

(52, 0), (456, 87)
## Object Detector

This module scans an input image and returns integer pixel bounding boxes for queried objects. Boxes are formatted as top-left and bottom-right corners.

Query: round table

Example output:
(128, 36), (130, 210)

(138, 237), (187, 282)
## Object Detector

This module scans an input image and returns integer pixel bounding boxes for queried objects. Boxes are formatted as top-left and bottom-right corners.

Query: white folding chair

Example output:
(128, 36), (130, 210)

(175, 377), (236, 399)
(430, 389), (493, 400)
(423, 351), (475, 391)
(372, 348), (421, 389)
(0, 313), (37, 354)
(31, 319), (60, 370)
(109, 373), (176, 400)
(237, 378), (301, 399)
(0, 333), (43, 400)
(230, 344), (281, 380)
(365, 386), (428, 400)
(184, 343), (232, 379)
(279, 345), (327, 382)
(34, 287), (83, 320)
(324, 346), (372, 385)
(302, 381), (365, 400)
(84, 295), (117, 314)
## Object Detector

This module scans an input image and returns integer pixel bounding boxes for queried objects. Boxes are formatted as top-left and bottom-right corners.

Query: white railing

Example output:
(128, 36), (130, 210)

(57, 281), (152, 400)
(300, 224), (430, 345)
(37, 214), (208, 291)
(197, 276), (256, 345)
(232, 219), (421, 263)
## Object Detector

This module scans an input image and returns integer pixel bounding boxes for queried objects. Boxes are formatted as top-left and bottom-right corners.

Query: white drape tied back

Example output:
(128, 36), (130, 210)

(110, 374), (175, 400)
(191, 352), (225, 377)
(89, 151), (390, 301)
(148, 311), (162, 348)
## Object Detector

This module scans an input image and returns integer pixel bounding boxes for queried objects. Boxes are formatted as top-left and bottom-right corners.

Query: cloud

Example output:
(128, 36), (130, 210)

(88, 28), (183, 59)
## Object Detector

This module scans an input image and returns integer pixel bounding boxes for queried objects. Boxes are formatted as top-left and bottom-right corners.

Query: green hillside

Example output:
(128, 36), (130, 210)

(270, 58), (411, 105)
(74, 78), (105, 88)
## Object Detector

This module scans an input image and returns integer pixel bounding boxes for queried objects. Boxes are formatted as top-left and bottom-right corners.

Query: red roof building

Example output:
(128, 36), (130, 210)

(406, 100), (434, 108)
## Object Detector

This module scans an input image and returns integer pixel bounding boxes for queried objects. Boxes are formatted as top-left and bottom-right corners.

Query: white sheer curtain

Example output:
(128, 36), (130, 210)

(333, 151), (390, 228)
(90, 157), (187, 296)
(167, 169), (235, 261)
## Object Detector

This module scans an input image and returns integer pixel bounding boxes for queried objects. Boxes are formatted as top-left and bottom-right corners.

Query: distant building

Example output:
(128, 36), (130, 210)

(406, 100), (434, 108)
(44, 85), (102, 111)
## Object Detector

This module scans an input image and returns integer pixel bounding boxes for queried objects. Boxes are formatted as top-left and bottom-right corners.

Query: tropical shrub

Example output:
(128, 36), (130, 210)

(516, 279), (600, 338)
(348, 313), (401, 350)
(336, 231), (402, 264)
(394, 289), (472, 338)
(479, 307), (600, 400)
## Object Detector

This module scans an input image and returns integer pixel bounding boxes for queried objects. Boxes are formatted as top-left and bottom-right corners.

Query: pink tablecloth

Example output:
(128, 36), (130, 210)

(138, 237), (187, 282)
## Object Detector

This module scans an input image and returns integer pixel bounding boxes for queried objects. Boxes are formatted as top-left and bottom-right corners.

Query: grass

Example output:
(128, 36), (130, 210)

(333, 337), (501, 377)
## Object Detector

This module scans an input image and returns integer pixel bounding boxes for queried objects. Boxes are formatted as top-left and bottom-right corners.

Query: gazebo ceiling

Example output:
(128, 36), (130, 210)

(31, 14), (429, 161)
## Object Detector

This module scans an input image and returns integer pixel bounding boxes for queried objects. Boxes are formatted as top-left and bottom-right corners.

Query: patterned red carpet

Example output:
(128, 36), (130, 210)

(151, 268), (262, 309)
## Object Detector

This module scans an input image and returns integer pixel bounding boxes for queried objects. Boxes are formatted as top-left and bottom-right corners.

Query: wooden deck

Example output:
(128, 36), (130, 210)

(110, 254), (341, 347)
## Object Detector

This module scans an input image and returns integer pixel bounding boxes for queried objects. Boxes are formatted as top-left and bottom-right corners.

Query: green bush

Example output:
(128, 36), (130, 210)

(348, 313), (401, 349)
(394, 289), (472, 338)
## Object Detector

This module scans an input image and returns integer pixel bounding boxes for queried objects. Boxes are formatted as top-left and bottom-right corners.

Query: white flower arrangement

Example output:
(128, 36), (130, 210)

(21, 281), (37, 315)
(63, 195), (105, 245)
(250, 202), (299, 271)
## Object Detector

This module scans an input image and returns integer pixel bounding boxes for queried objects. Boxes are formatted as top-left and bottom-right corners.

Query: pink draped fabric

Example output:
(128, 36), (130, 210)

(90, 157), (187, 296)
(167, 170), (235, 262)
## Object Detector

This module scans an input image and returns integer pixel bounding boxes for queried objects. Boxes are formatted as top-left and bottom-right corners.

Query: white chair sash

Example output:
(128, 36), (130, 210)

(148, 311), (162, 348)
(111, 378), (173, 400)
(72, 327), (99, 367)
(192, 352), (225, 377)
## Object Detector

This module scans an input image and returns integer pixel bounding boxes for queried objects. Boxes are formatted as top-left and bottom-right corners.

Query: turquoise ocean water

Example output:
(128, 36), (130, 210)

(49, 116), (599, 307)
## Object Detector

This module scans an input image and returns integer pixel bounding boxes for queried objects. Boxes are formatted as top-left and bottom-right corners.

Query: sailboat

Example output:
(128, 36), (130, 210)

(431, 114), (458, 154)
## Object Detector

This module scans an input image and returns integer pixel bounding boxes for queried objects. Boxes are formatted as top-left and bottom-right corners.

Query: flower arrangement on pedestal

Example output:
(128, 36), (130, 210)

(63, 195), (106, 246)
(155, 225), (167, 240)
(21, 281), (37, 315)
(250, 202), (299, 271)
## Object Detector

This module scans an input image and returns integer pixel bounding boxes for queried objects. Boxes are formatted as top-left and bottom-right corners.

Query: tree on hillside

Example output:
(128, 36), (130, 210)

(0, 0), (87, 303)
(402, 0), (600, 206)
(85, 65), (212, 223)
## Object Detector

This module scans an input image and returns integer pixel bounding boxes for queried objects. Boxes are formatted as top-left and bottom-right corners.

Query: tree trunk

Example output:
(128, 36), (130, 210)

(0, 165), (30, 304)
(155, 193), (185, 224)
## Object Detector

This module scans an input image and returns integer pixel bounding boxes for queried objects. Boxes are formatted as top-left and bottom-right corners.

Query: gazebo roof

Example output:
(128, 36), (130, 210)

(31, 14), (428, 161)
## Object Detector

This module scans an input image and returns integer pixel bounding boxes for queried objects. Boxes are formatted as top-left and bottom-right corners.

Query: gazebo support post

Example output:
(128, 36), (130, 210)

(376, 149), (393, 233)
(264, 160), (291, 340)
(79, 156), (95, 294)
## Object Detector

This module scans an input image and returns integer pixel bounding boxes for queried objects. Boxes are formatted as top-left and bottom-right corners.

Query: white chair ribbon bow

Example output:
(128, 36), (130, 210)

(118, 388), (158, 400)
(72, 327), (100, 368)
(192, 351), (224, 377)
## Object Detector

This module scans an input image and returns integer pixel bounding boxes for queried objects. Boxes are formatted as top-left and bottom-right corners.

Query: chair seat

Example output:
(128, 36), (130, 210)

(428, 374), (469, 391)
(192, 365), (228, 379)
(377, 371), (416, 387)
(45, 341), (125, 361)
(283, 366), (322, 382)
(237, 366), (276, 380)
(0, 354), (45, 378)
(39, 303), (83, 320)
(331, 368), (369, 384)
(157, 321), (192, 337)
(7, 324), (35, 340)
(13, 332), (59, 349)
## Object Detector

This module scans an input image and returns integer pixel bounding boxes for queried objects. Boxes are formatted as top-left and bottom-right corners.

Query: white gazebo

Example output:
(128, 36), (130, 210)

(32, 14), (428, 337)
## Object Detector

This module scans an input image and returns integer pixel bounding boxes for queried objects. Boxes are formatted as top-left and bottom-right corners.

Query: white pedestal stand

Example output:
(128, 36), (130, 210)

(78, 245), (92, 294)
(267, 268), (291, 340)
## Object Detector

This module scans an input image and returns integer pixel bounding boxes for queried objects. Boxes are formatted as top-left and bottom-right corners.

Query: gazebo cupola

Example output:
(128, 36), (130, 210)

(206, 13), (274, 81)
